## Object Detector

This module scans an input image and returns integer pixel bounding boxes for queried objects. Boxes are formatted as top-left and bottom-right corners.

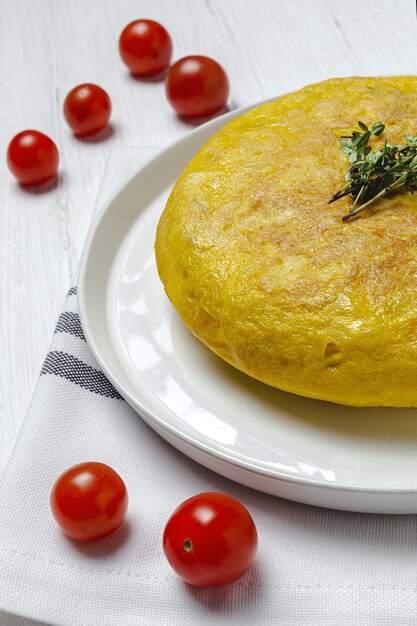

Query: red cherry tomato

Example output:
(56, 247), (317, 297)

(119, 19), (172, 76)
(63, 84), (111, 137)
(50, 462), (128, 541)
(163, 492), (258, 587)
(165, 55), (229, 118)
(7, 130), (59, 185)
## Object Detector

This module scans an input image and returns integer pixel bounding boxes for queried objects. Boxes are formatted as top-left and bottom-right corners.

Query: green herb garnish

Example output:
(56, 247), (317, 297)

(328, 121), (417, 222)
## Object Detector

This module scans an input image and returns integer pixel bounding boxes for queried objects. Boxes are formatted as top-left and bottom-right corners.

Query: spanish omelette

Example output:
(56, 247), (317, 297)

(155, 77), (417, 407)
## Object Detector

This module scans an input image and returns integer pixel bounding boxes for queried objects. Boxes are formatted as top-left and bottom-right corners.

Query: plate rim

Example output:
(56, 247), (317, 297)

(78, 99), (417, 501)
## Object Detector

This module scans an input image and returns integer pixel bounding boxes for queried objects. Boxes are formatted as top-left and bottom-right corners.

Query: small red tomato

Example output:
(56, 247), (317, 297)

(119, 19), (172, 76)
(7, 130), (59, 185)
(50, 462), (128, 541)
(63, 84), (111, 137)
(163, 492), (258, 587)
(165, 55), (229, 118)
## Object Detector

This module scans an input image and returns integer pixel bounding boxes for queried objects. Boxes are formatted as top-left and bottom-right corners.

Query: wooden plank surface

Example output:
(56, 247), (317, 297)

(1, 0), (416, 469)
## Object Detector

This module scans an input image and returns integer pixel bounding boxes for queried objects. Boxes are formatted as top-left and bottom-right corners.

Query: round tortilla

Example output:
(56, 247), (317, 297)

(155, 77), (417, 406)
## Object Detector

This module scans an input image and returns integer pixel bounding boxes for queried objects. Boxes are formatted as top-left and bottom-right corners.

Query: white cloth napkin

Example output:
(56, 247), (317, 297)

(1, 147), (417, 626)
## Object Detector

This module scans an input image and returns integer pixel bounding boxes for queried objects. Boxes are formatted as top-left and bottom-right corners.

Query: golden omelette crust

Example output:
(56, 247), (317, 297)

(155, 77), (417, 407)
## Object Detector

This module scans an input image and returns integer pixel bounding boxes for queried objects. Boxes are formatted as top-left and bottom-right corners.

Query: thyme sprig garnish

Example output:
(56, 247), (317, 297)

(328, 121), (417, 222)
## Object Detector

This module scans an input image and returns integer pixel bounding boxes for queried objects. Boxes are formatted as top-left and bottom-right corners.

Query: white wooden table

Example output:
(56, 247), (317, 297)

(1, 0), (416, 471)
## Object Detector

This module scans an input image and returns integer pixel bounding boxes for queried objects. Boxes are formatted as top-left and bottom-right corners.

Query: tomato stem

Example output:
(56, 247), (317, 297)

(183, 538), (193, 552)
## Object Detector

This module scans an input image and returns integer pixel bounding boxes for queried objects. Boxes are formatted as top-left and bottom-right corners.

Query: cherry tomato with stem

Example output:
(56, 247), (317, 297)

(163, 492), (258, 587)
(7, 130), (59, 185)
(165, 55), (229, 118)
(50, 462), (128, 541)
(119, 19), (172, 76)
(63, 84), (112, 137)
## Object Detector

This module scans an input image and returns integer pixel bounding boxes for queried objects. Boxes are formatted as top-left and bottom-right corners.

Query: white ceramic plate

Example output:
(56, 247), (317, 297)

(78, 103), (417, 514)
